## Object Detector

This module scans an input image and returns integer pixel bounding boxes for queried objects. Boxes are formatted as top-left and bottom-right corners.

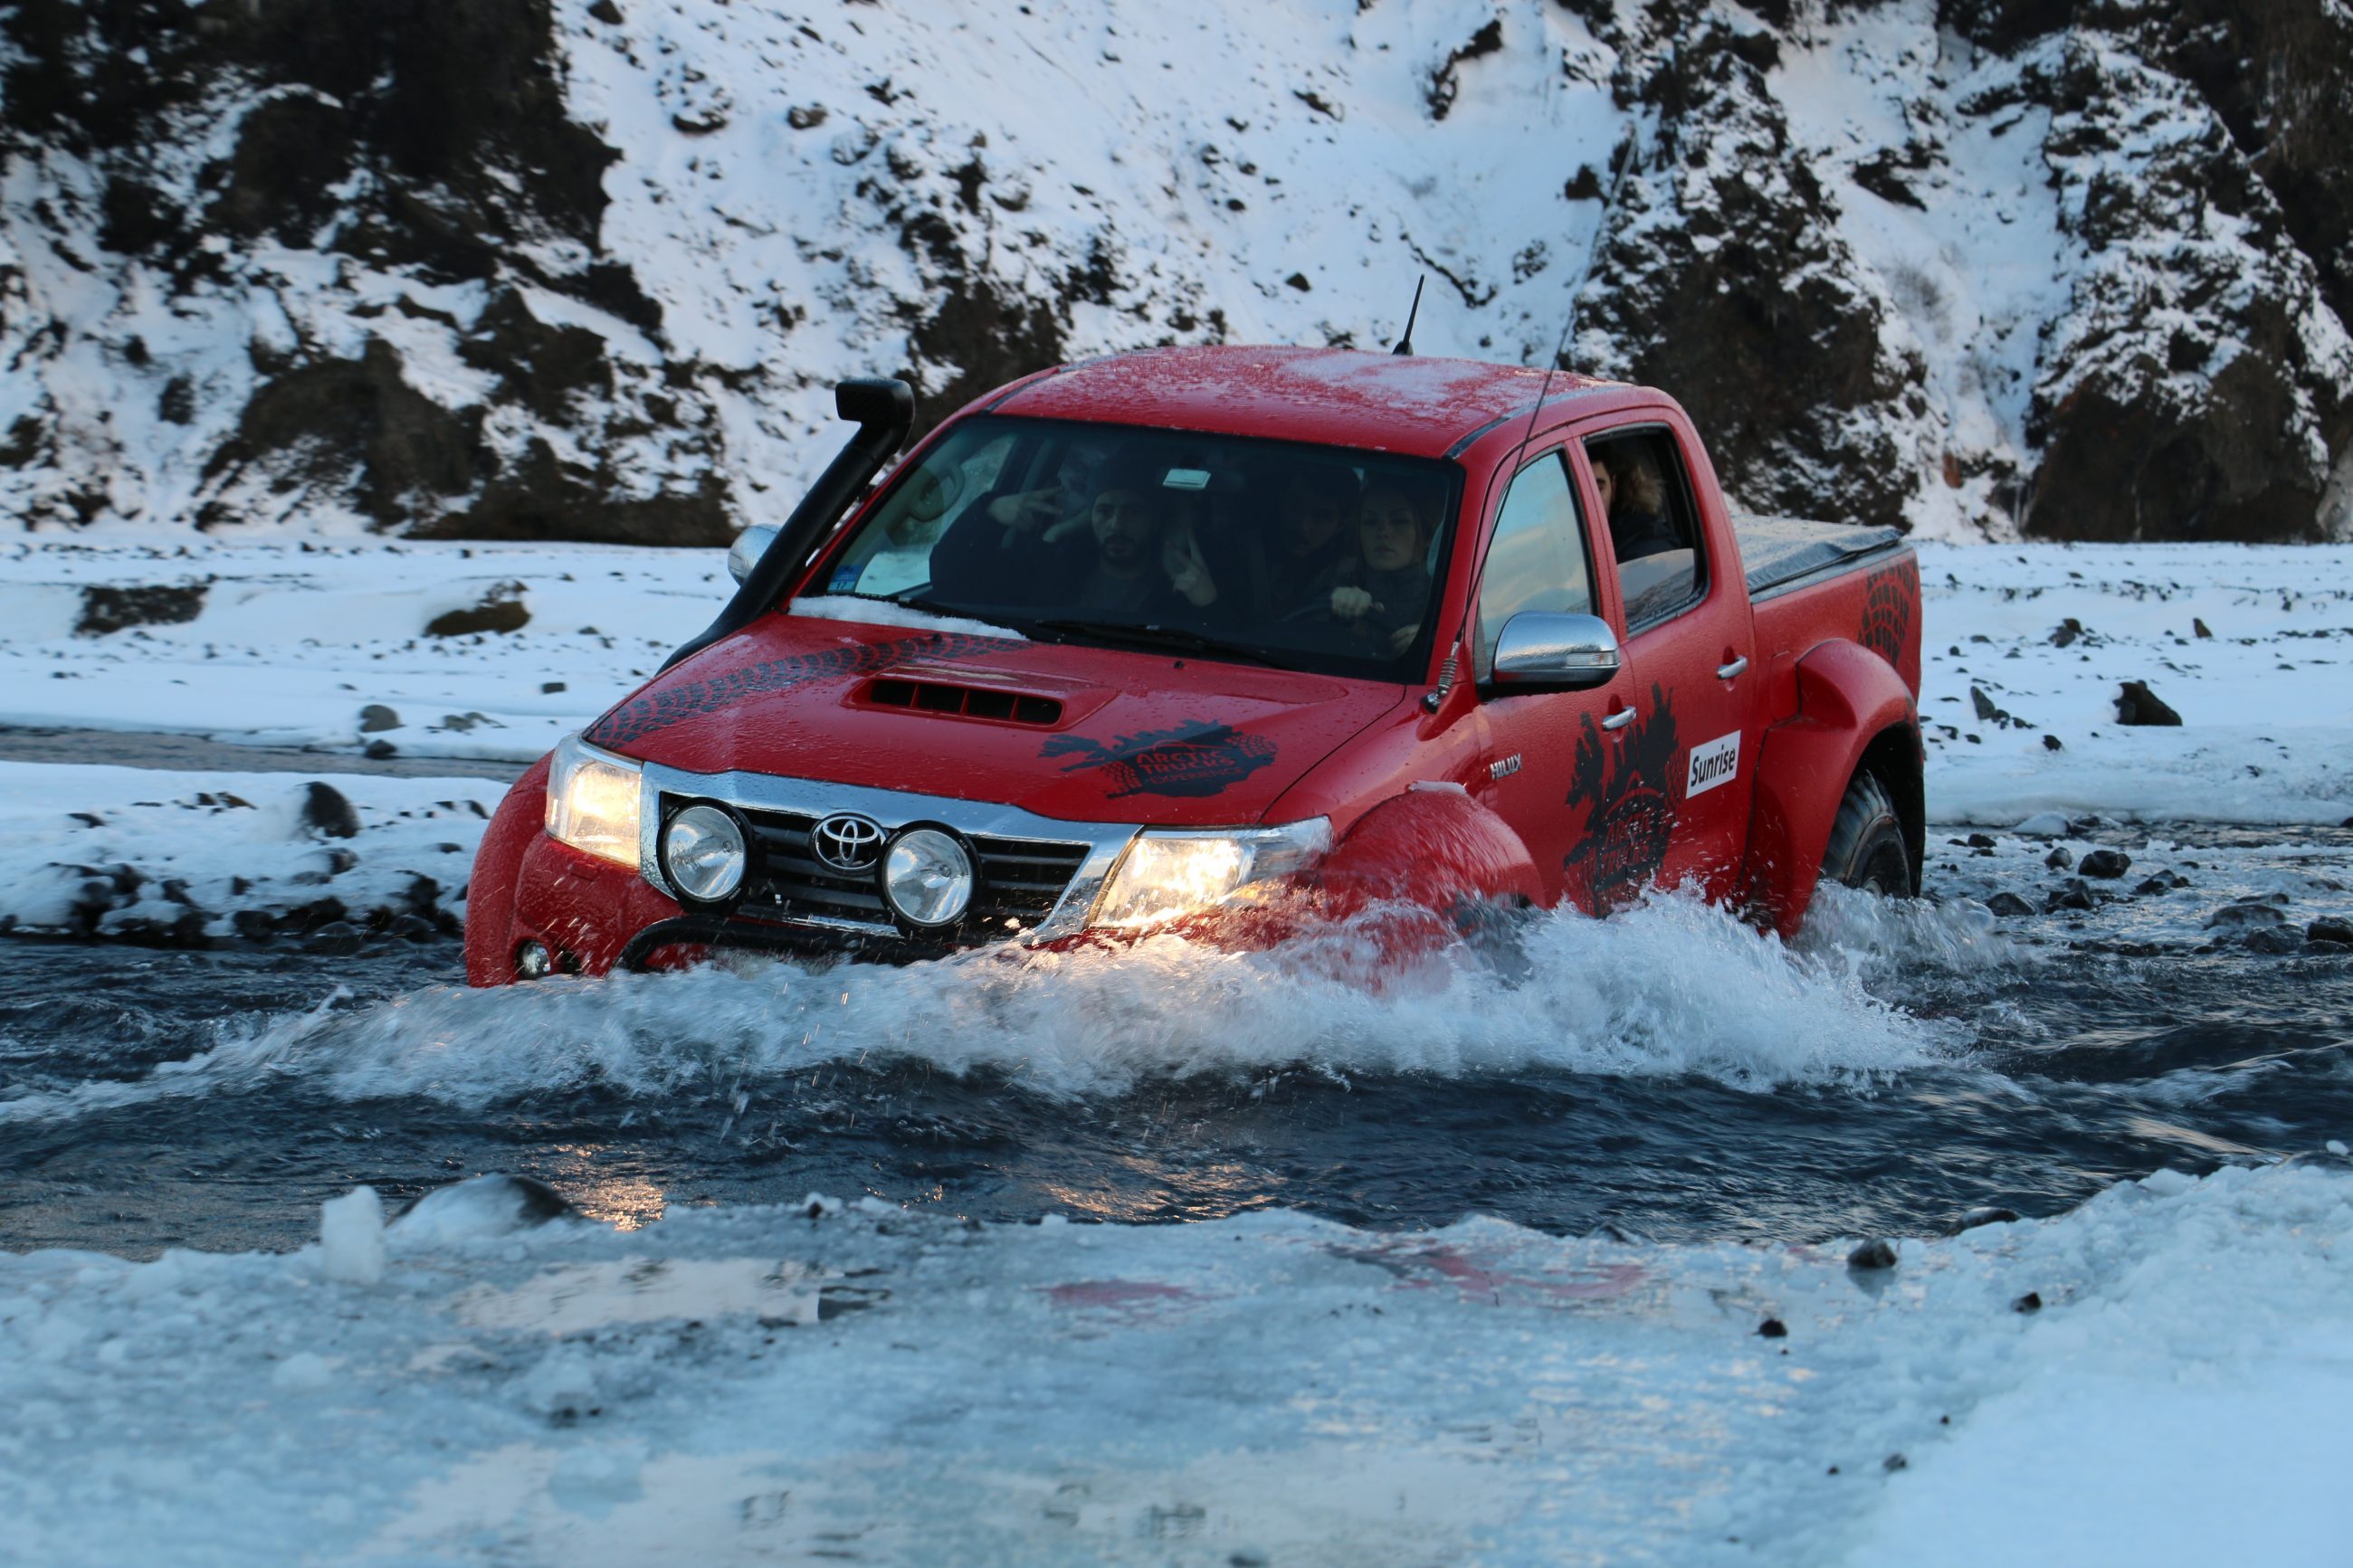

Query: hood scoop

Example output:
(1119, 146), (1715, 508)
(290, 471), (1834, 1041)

(855, 676), (1064, 727)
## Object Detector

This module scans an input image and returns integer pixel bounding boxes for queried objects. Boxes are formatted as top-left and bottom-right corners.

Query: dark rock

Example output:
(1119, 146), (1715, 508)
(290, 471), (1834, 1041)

(2077, 849), (2131, 879)
(1985, 891), (2036, 917)
(358, 704), (402, 733)
(300, 920), (366, 955)
(76, 583), (207, 636)
(69, 811), (104, 828)
(2244, 925), (2304, 955)
(1955, 1206), (2020, 1232)
(2014, 1291), (2043, 1313)
(2045, 879), (2095, 912)
(2132, 876), (2172, 896)
(424, 581), (529, 637)
(386, 912), (439, 942)
(231, 908), (278, 942)
(2309, 940), (2353, 956)
(2205, 901), (2286, 929)
(363, 738), (398, 759)
(2115, 680), (2183, 727)
(2044, 846), (2073, 870)
(2193, 618), (2213, 638)
(541, 679), (567, 693)
(1965, 832), (1996, 849)
(1757, 1317), (1787, 1338)
(1882, 1453), (1909, 1472)
(1425, 17), (1503, 122)
(2309, 918), (2353, 946)
(300, 782), (361, 839)
(786, 103), (826, 130)
(1970, 686), (2006, 723)
(1846, 1239), (1899, 1269)
(2049, 617), (2084, 646)
(2042, 734), (2063, 751)
(281, 897), (349, 933)
(323, 847), (359, 875)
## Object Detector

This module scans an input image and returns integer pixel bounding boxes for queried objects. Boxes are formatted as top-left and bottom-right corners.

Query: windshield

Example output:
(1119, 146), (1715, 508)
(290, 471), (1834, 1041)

(809, 415), (1462, 680)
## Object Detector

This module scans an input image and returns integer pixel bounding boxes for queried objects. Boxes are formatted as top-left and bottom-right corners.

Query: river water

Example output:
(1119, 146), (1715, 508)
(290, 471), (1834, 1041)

(5, 825), (2349, 1259)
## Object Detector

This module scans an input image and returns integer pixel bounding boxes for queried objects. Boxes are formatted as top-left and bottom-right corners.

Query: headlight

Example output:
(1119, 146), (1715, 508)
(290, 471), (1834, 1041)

(544, 733), (643, 869)
(1092, 818), (1330, 928)
(883, 827), (975, 927)
(661, 803), (747, 902)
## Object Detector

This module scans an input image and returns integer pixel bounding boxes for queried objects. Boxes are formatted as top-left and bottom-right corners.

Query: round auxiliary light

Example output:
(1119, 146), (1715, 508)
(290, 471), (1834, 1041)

(661, 803), (748, 902)
(515, 939), (553, 980)
(882, 827), (975, 927)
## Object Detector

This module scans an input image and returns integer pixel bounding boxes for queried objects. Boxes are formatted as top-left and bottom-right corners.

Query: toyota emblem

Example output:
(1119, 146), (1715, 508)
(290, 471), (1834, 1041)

(811, 813), (885, 873)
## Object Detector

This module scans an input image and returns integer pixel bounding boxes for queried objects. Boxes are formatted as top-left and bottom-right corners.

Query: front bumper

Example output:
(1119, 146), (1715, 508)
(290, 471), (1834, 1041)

(519, 765), (1140, 974)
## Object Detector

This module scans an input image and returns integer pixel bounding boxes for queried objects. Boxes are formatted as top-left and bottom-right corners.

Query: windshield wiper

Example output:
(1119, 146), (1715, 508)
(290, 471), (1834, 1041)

(1028, 617), (1284, 669)
(880, 589), (976, 618)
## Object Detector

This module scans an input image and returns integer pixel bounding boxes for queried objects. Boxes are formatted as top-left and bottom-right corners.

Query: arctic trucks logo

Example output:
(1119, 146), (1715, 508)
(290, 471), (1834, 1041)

(1562, 684), (1679, 910)
(586, 632), (1025, 748)
(1861, 559), (1917, 669)
(1042, 720), (1277, 799)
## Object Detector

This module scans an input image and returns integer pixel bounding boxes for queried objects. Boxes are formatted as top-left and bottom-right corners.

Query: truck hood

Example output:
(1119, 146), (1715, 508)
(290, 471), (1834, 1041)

(584, 610), (1407, 826)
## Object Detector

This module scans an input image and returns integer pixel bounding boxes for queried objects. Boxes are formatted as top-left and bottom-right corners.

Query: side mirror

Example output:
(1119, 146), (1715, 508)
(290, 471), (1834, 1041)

(1489, 612), (1621, 692)
(727, 523), (781, 586)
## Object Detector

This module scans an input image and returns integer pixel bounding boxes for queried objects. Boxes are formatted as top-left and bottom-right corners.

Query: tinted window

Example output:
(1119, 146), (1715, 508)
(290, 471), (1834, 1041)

(1474, 451), (1594, 681)
(817, 415), (1462, 681)
(1585, 429), (1705, 629)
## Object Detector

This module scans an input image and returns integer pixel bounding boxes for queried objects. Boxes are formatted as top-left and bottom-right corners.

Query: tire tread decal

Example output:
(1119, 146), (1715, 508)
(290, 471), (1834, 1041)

(586, 632), (1025, 748)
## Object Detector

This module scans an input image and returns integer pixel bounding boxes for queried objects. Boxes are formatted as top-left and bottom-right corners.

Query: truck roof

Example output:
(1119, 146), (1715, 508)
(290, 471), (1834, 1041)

(989, 344), (1629, 461)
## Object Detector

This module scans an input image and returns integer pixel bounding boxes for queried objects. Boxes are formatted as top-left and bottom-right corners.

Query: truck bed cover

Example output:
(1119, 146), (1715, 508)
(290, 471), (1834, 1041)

(1735, 516), (1907, 599)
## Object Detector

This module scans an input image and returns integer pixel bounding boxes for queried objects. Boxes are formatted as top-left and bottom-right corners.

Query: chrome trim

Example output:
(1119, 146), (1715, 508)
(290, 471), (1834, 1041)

(636, 762), (1138, 941)
(1601, 707), (1636, 732)
(1716, 655), (1749, 680)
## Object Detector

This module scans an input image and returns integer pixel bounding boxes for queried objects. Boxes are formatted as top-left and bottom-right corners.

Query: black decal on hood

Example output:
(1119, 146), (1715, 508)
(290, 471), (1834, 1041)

(1861, 559), (1916, 669)
(1563, 683), (1679, 909)
(586, 632), (1024, 748)
(1043, 720), (1277, 799)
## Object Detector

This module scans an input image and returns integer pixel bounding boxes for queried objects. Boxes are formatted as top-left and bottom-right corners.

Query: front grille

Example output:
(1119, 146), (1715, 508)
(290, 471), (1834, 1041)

(706, 801), (1091, 937)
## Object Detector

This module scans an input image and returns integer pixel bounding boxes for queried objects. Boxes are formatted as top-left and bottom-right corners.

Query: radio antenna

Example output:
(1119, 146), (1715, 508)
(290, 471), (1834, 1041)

(1390, 275), (1425, 356)
(1519, 131), (1635, 447)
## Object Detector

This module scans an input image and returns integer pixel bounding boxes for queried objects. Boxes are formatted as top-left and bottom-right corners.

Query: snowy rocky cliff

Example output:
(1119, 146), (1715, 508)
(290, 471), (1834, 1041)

(0, 0), (2346, 545)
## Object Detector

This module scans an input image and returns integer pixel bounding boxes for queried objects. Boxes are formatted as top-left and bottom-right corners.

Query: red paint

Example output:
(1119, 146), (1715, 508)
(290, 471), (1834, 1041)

(469, 346), (1923, 984)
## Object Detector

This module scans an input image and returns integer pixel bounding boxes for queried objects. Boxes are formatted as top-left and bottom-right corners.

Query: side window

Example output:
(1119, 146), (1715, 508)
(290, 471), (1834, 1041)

(1584, 430), (1705, 630)
(1474, 451), (1595, 681)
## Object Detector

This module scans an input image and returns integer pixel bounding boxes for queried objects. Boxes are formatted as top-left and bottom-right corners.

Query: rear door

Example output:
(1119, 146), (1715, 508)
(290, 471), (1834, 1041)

(1575, 423), (1757, 902)
(1463, 444), (1629, 908)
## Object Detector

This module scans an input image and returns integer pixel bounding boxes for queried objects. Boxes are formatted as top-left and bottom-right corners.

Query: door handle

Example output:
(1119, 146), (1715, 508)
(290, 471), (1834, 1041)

(1601, 707), (1636, 732)
(1716, 655), (1749, 679)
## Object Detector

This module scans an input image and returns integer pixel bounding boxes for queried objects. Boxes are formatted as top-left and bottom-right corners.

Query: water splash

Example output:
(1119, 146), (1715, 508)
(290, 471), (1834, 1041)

(0, 892), (1970, 1126)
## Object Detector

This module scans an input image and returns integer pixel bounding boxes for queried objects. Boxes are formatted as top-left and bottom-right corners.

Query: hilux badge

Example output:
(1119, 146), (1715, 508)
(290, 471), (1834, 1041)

(812, 813), (885, 873)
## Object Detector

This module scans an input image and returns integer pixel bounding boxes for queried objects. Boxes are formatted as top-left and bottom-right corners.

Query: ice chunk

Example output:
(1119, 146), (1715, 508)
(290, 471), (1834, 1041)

(395, 1174), (576, 1245)
(320, 1185), (386, 1285)
(2013, 811), (2071, 838)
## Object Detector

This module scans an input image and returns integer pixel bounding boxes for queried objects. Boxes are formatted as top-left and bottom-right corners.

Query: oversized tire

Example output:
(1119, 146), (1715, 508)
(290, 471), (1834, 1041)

(1820, 769), (1915, 897)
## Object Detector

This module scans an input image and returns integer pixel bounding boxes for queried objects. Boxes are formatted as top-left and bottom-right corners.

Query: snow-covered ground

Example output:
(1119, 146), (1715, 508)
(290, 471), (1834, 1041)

(3, 1162), (2347, 1566)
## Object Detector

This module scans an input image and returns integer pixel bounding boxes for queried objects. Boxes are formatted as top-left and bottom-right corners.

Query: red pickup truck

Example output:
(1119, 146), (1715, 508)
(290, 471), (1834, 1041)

(466, 347), (1922, 985)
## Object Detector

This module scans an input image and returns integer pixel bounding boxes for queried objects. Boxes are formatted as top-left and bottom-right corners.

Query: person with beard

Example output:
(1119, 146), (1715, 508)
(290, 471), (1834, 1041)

(1310, 476), (1440, 658)
(929, 458), (1218, 621)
